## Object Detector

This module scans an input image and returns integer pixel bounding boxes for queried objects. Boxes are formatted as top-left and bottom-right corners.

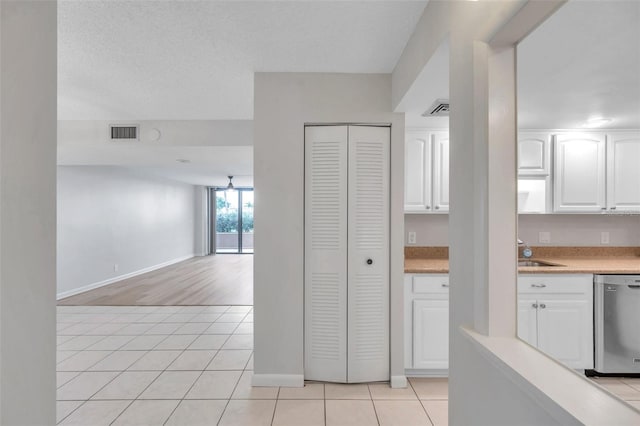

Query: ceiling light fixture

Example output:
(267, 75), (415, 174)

(226, 175), (235, 191)
(583, 117), (612, 128)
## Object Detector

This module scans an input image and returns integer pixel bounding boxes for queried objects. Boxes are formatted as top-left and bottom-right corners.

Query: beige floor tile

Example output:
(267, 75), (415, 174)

(136, 313), (172, 323)
(174, 322), (212, 334)
(88, 351), (146, 371)
(113, 323), (155, 335)
(227, 306), (253, 314)
(190, 313), (222, 322)
(56, 400), (83, 424)
(204, 323), (237, 334)
(92, 371), (160, 400)
(57, 335), (108, 351)
(162, 313), (197, 323)
(57, 350), (112, 371)
(119, 334), (166, 350)
(325, 383), (371, 400)
(627, 400), (640, 410)
(232, 370), (279, 399)
(593, 378), (640, 399)
(127, 350), (181, 371)
(57, 350), (80, 364)
(222, 334), (253, 350)
(84, 323), (127, 336)
(178, 306), (207, 314)
(57, 371), (120, 400)
(57, 335), (76, 346)
(154, 334), (199, 350)
(217, 313), (247, 323)
(167, 350), (217, 370)
(272, 399), (324, 426)
(188, 334), (230, 350)
(111, 400), (179, 426)
(326, 400), (378, 426)
(85, 335), (135, 351)
(201, 306), (231, 314)
(410, 378), (448, 400)
(185, 370), (243, 399)
(375, 400), (431, 425)
(278, 383), (324, 399)
(58, 400), (130, 426)
(422, 400), (448, 426)
(233, 323), (254, 334)
(57, 371), (80, 389)
(369, 383), (418, 400)
(621, 378), (640, 393)
(219, 400), (276, 426)
(206, 349), (252, 370)
(138, 370), (201, 399)
(143, 322), (182, 335)
(165, 400), (227, 426)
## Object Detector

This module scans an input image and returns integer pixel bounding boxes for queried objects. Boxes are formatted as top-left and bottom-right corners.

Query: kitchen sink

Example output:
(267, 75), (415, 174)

(518, 260), (561, 267)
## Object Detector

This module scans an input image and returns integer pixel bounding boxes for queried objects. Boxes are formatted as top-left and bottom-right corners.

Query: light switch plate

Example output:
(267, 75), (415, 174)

(601, 231), (610, 245)
(538, 231), (551, 244)
(408, 231), (417, 245)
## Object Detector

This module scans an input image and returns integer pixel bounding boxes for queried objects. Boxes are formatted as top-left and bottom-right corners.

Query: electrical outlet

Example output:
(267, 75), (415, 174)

(408, 231), (417, 245)
(113, 264), (119, 272)
(600, 232), (610, 245)
(538, 231), (551, 244)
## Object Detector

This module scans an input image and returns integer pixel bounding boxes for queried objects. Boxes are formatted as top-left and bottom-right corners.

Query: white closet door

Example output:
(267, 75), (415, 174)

(347, 125), (390, 382)
(304, 125), (348, 382)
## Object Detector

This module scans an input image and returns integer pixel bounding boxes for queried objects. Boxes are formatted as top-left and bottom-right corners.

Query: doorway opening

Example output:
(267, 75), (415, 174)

(213, 187), (254, 254)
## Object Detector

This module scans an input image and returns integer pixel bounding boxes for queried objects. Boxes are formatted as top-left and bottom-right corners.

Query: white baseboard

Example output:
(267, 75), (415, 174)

(252, 374), (304, 388)
(57, 254), (194, 300)
(391, 375), (408, 388)
(405, 368), (449, 378)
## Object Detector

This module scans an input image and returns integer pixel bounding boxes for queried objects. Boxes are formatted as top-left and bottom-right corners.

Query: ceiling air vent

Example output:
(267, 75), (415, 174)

(422, 99), (450, 117)
(110, 125), (139, 140)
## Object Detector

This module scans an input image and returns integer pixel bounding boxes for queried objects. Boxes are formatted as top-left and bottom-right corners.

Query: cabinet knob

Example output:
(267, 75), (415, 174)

(366, 259), (373, 265)
(611, 207), (617, 210)
(532, 303), (538, 308)
(426, 205), (431, 210)
(435, 206), (440, 210)
(441, 283), (449, 288)
(601, 207), (607, 210)
(539, 303), (546, 309)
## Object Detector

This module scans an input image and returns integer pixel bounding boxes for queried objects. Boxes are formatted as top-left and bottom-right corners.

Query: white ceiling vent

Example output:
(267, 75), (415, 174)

(422, 99), (450, 117)
(110, 125), (139, 140)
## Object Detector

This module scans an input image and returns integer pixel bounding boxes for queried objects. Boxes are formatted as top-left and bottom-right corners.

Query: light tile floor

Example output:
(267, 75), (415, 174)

(57, 305), (449, 425)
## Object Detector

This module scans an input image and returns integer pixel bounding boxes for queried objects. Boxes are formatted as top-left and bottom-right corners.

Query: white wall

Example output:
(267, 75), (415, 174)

(1, 1), (57, 424)
(253, 73), (405, 386)
(57, 166), (196, 298)
(405, 214), (640, 246)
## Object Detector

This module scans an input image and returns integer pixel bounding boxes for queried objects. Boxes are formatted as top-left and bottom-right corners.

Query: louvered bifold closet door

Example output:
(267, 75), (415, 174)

(304, 126), (349, 382)
(347, 125), (390, 382)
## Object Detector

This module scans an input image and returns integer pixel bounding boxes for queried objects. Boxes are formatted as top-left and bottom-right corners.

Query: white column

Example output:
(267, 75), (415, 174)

(1, 1), (57, 424)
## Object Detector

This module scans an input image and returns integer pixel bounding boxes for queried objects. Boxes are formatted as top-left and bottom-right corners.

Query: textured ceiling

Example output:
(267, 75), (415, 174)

(58, 0), (427, 120)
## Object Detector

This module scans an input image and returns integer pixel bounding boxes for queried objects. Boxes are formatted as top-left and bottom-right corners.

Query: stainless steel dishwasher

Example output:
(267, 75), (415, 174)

(590, 275), (640, 376)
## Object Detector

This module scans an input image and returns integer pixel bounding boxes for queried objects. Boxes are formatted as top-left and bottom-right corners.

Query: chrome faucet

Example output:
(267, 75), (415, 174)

(518, 238), (533, 258)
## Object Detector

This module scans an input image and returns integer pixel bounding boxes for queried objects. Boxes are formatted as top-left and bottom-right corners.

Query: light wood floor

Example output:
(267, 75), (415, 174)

(58, 255), (253, 306)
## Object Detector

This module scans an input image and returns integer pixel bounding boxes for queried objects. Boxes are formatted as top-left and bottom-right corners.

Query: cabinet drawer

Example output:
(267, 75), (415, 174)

(518, 274), (592, 294)
(412, 275), (449, 294)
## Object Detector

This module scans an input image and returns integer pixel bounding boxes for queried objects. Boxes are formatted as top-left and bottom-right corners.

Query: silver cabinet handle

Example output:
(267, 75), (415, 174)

(611, 207), (617, 210)
(441, 283), (449, 288)
(532, 303), (538, 308)
(531, 283), (546, 288)
(601, 207), (607, 210)
(539, 303), (546, 309)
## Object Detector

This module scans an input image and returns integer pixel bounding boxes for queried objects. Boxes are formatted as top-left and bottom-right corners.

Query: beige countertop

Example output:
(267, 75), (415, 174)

(404, 246), (640, 275)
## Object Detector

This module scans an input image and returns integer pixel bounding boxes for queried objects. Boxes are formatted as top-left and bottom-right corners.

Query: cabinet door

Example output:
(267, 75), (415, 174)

(432, 132), (449, 213)
(404, 132), (431, 212)
(518, 133), (550, 176)
(517, 299), (538, 347)
(607, 133), (640, 212)
(347, 125), (390, 383)
(537, 299), (593, 369)
(553, 133), (606, 212)
(413, 299), (449, 369)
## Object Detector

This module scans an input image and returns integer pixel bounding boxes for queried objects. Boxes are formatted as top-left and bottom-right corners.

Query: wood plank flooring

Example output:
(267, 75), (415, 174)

(57, 255), (253, 306)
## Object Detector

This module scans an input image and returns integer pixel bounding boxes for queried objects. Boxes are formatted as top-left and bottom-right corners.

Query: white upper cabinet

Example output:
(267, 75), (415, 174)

(432, 132), (450, 213)
(553, 133), (606, 212)
(404, 130), (449, 213)
(518, 133), (550, 176)
(607, 132), (640, 212)
(404, 132), (431, 212)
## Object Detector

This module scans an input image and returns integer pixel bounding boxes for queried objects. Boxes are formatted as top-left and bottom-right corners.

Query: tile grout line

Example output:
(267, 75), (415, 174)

(367, 383), (382, 426)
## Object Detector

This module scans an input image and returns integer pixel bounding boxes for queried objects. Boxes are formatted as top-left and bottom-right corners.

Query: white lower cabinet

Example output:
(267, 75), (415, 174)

(405, 274), (449, 371)
(517, 274), (593, 370)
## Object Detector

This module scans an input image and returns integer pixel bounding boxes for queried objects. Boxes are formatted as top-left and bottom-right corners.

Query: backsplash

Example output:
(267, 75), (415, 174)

(405, 214), (640, 247)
